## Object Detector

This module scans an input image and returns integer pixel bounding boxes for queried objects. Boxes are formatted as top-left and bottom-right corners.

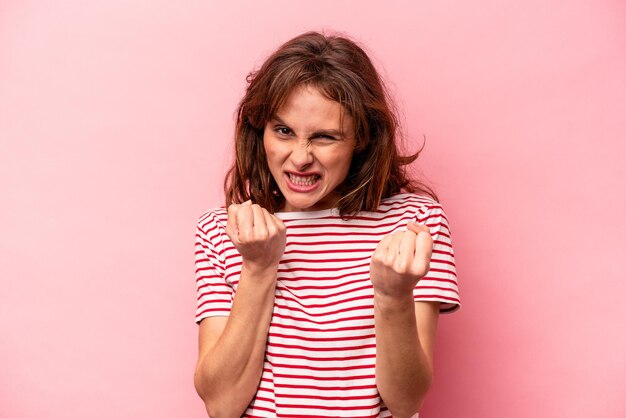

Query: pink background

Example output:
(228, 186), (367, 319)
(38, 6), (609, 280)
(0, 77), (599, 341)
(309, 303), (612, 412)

(1, 1), (625, 417)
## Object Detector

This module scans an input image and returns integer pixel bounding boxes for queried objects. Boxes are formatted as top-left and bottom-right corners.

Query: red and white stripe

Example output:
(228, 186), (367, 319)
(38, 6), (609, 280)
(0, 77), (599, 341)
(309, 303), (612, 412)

(195, 193), (460, 417)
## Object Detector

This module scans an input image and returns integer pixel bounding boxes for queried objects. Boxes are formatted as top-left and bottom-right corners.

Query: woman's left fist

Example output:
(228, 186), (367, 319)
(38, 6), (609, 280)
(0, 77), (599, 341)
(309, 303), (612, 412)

(369, 221), (433, 299)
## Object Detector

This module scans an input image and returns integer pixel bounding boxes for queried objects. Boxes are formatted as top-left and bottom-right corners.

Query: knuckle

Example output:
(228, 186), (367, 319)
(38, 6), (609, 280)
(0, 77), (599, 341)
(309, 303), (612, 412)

(395, 260), (409, 273)
(382, 256), (394, 268)
(257, 229), (269, 241)
(240, 229), (253, 242)
(412, 264), (430, 278)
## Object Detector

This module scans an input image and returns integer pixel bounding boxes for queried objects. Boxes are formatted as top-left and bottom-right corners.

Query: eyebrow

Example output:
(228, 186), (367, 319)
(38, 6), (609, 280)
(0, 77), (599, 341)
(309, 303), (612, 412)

(271, 115), (345, 138)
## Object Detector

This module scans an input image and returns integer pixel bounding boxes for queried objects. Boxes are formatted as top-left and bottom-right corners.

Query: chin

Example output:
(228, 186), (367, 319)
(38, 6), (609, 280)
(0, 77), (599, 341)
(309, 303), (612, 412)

(280, 193), (318, 211)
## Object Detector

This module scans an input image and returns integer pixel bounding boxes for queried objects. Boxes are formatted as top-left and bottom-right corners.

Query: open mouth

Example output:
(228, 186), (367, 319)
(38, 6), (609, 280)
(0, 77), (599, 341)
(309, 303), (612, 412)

(287, 173), (321, 186)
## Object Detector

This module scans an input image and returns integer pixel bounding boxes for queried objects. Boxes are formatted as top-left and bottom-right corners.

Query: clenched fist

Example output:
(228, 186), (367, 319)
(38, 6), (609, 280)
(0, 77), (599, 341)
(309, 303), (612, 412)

(226, 200), (287, 272)
(369, 221), (433, 299)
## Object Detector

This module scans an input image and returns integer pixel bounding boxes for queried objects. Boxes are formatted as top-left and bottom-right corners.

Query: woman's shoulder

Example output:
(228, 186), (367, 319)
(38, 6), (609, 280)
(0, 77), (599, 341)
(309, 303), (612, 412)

(196, 205), (228, 233)
(379, 193), (442, 213)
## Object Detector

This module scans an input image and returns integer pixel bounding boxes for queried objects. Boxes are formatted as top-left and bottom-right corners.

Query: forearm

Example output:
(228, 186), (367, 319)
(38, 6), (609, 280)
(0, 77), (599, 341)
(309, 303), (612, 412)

(374, 293), (433, 418)
(195, 264), (277, 417)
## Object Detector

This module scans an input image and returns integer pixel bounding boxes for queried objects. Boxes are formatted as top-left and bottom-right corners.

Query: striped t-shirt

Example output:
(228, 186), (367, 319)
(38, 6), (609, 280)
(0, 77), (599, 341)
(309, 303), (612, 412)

(194, 193), (460, 417)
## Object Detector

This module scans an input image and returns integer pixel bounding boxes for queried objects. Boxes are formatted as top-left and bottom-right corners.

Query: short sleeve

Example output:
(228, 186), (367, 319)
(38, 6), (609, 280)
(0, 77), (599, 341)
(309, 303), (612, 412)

(194, 212), (233, 323)
(414, 203), (460, 313)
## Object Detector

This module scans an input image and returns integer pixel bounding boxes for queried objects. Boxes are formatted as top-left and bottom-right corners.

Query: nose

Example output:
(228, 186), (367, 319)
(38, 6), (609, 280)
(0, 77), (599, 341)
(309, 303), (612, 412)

(289, 139), (314, 169)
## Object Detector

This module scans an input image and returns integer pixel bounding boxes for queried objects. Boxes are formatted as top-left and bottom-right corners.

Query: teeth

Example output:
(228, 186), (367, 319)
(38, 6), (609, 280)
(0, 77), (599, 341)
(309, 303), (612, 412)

(288, 173), (319, 186)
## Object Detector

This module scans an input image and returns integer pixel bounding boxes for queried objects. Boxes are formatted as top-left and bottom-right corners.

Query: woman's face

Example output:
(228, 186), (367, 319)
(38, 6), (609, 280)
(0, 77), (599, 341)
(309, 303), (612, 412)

(263, 85), (356, 212)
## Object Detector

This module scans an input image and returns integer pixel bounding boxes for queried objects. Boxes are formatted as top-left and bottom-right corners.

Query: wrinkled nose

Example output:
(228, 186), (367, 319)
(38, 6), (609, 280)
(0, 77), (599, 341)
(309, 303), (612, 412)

(289, 140), (314, 169)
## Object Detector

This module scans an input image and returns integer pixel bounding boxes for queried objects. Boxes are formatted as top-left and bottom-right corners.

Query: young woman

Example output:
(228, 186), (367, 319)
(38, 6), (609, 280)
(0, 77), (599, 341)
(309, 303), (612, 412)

(193, 31), (460, 418)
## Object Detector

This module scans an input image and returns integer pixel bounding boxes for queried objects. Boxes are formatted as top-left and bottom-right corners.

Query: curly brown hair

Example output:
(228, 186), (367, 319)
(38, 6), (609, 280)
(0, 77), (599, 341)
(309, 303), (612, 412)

(224, 31), (437, 217)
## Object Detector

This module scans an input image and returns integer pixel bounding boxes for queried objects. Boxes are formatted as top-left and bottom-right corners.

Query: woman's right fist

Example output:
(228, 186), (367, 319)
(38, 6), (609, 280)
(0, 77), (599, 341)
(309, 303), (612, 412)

(226, 201), (287, 271)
